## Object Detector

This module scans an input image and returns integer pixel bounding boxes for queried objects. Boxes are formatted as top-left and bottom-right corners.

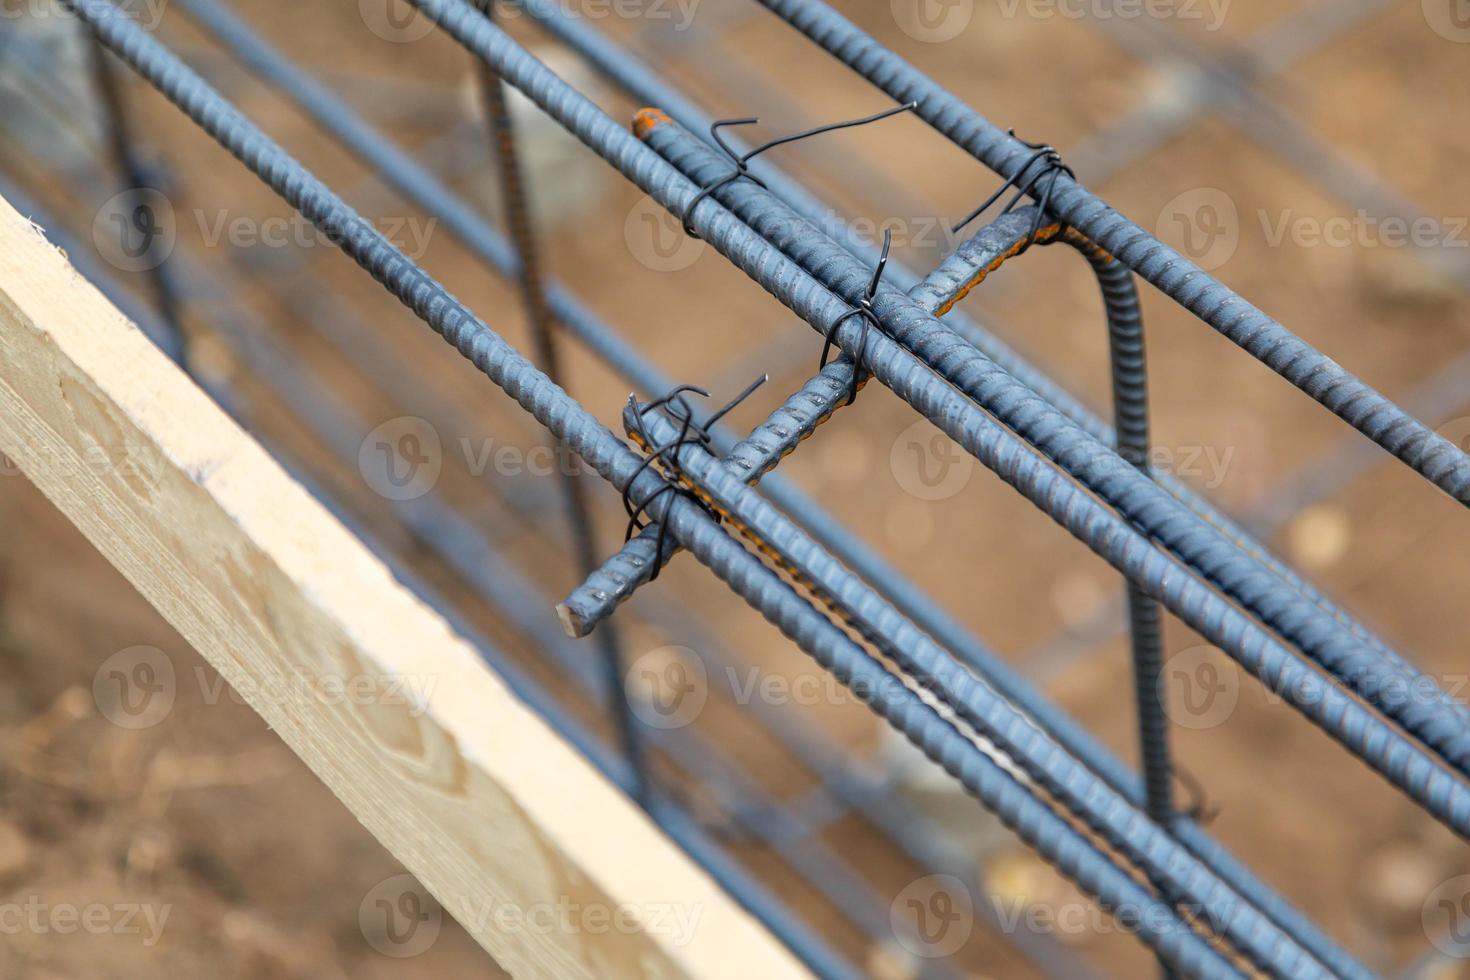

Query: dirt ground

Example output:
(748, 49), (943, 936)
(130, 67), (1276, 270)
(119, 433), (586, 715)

(2, 0), (1470, 977)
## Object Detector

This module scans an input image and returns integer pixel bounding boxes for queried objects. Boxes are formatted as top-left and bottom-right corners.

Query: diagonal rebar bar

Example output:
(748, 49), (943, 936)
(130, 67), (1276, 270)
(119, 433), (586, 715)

(749, 0), (1470, 507)
(62, 2), (1245, 971)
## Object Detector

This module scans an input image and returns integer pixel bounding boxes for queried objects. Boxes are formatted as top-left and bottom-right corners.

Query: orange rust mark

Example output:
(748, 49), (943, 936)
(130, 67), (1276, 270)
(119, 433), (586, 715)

(632, 107), (673, 140)
(932, 223), (1119, 317)
(625, 417), (861, 615)
(1061, 226), (1117, 264)
(935, 222), (1064, 316)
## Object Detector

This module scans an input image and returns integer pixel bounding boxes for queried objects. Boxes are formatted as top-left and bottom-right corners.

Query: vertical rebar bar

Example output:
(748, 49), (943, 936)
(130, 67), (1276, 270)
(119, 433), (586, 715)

(472, 0), (649, 804)
(1080, 253), (1176, 835)
(1095, 254), (1176, 974)
(84, 29), (188, 367)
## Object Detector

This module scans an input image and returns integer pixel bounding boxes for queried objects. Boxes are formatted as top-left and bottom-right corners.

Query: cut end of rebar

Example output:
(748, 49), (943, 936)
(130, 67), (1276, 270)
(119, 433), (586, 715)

(555, 601), (591, 639)
(632, 107), (673, 140)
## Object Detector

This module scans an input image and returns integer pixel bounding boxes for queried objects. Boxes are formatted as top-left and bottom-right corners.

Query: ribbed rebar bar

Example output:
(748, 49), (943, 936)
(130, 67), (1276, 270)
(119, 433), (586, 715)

(641, 113), (1470, 779)
(750, 0), (1470, 507)
(582, 196), (1180, 841)
(63, 2), (1243, 970)
(509, 0), (1414, 692)
(122, 16), (1116, 968)
(0, 137), (861, 979)
(628, 388), (1340, 974)
(83, 29), (188, 366)
(164, 0), (1029, 771)
(151, 26), (1390, 976)
(470, 0), (650, 805)
(1098, 266), (1176, 839)
(920, 209), (1178, 834)
(389, 0), (1470, 843)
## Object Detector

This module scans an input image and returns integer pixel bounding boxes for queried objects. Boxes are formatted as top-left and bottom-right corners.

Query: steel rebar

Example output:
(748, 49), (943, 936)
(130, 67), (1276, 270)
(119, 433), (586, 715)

(471, 0), (650, 804)
(750, 0), (1470, 506)
(640, 112), (1470, 779)
(62, 3), (1240, 970)
(84, 31), (188, 366)
(509, 0), (1423, 685)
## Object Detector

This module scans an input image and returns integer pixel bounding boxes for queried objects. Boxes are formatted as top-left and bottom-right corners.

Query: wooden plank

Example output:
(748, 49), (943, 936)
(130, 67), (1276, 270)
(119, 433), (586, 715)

(0, 195), (810, 980)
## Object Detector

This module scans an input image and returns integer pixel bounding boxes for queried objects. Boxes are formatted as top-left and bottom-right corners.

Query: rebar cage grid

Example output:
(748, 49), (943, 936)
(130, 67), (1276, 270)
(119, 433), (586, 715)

(4, 0), (1469, 976)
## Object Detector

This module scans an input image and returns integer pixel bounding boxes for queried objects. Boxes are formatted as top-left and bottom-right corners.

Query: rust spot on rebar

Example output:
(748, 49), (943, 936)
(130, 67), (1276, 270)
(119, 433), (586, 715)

(632, 107), (673, 140)
(935, 222), (1065, 316)
(626, 408), (871, 617)
(937, 224), (1119, 314)
(1061, 225), (1117, 264)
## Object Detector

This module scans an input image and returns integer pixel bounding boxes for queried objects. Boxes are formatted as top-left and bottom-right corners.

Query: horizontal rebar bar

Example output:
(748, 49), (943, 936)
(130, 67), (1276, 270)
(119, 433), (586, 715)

(66, 2), (1248, 970)
(136, 20), (1210, 964)
(432, 0), (1468, 838)
(642, 114), (1470, 780)
(750, 0), (1470, 507)
(128, 31), (1360, 977)
(624, 395), (1328, 975)
(632, 112), (1470, 838)
(163, 0), (1032, 767)
(0, 158), (862, 980)
(511, 0), (1425, 690)
(0, 37), (1065, 967)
